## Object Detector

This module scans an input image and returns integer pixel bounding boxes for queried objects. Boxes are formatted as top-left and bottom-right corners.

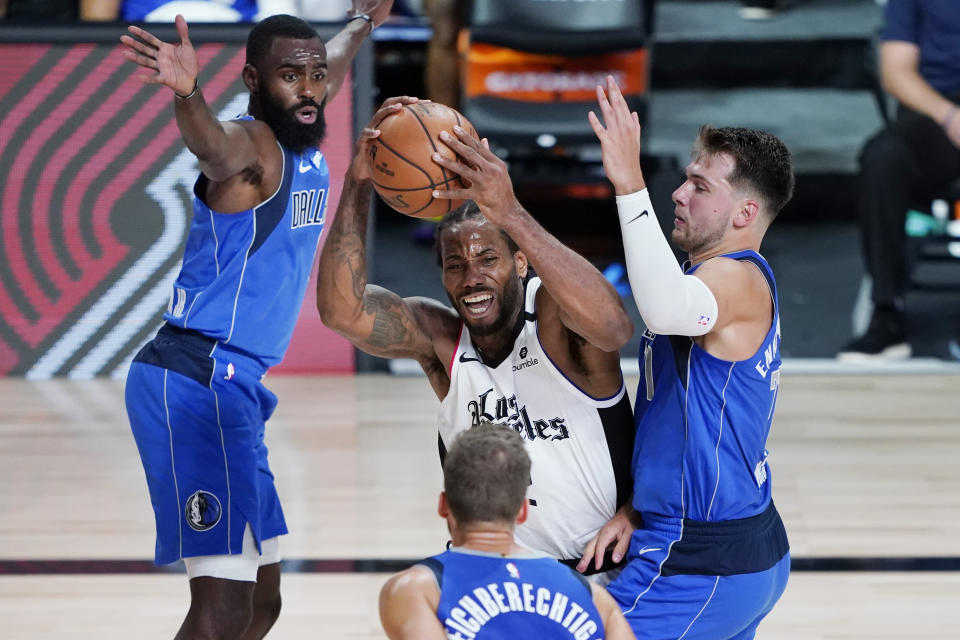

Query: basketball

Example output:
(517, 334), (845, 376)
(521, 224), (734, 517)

(369, 101), (478, 219)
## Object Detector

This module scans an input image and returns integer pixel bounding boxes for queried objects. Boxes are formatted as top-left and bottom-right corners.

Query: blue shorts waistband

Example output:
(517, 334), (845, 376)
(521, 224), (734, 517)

(641, 500), (782, 541)
(133, 324), (265, 386)
(637, 501), (790, 576)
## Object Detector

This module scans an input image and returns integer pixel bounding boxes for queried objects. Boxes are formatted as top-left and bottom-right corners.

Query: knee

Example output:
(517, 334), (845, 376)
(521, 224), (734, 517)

(255, 592), (282, 628)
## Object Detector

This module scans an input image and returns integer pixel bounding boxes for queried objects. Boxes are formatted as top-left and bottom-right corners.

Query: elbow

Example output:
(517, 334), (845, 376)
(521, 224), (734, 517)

(638, 307), (675, 337)
(589, 314), (634, 352)
(608, 315), (635, 350)
(317, 299), (353, 334)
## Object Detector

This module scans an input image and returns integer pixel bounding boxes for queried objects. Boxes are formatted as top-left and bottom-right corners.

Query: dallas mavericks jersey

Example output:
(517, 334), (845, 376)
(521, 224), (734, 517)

(164, 140), (329, 369)
(122, 0), (257, 21)
(438, 277), (634, 561)
(632, 250), (782, 522)
(420, 548), (604, 639)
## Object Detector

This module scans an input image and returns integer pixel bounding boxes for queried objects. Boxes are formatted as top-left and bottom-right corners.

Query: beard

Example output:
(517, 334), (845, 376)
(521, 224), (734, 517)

(672, 216), (728, 255)
(454, 272), (524, 339)
(256, 89), (327, 154)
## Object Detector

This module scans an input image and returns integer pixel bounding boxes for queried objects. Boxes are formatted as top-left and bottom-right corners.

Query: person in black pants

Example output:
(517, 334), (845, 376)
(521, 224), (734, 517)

(839, 0), (960, 361)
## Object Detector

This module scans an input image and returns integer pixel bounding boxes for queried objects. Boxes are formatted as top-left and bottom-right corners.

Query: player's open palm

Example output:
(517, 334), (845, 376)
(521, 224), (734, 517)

(589, 75), (644, 194)
(120, 14), (198, 98)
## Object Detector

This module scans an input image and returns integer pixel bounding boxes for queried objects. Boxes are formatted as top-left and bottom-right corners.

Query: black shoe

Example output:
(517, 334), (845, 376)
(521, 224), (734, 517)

(837, 312), (912, 361)
(739, 0), (782, 20)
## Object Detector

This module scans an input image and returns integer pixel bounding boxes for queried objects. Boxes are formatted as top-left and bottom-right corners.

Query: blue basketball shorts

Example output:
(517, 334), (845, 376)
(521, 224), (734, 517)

(607, 502), (790, 640)
(125, 325), (288, 566)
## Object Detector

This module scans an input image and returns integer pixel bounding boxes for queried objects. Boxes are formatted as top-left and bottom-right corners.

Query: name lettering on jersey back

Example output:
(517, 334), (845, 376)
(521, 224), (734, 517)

(468, 388), (569, 442)
(444, 581), (601, 640)
(291, 188), (326, 229)
(754, 317), (781, 379)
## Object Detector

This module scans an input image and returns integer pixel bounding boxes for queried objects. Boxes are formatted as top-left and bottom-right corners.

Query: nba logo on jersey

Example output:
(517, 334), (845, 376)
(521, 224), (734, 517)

(506, 562), (520, 579)
(184, 490), (222, 532)
(697, 314), (711, 326)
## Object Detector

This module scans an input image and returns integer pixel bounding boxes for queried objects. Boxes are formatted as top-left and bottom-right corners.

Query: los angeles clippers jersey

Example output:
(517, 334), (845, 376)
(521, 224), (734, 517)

(438, 277), (634, 561)
(122, 0), (258, 22)
(163, 140), (329, 369)
(632, 250), (782, 522)
(420, 548), (604, 639)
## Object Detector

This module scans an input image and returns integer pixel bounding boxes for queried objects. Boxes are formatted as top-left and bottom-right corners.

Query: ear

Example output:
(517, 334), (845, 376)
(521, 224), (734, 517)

(514, 250), (528, 279)
(438, 492), (449, 518)
(734, 198), (760, 229)
(242, 63), (258, 94)
(515, 500), (528, 525)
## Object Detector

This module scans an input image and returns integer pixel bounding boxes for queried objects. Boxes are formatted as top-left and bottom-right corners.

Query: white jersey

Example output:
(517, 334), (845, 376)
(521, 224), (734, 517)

(438, 277), (634, 561)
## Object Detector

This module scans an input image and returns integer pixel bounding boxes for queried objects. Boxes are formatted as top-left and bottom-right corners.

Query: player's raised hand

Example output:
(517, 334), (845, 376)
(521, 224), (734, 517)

(350, 96), (421, 182)
(120, 14), (199, 98)
(431, 128), (519, 227)
(589, 75), (646, 195)
(348, 0), (395, 29)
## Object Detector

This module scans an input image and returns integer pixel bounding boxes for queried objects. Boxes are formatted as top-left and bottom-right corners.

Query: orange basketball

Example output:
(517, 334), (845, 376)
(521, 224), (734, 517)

(369, 102), (478, 219)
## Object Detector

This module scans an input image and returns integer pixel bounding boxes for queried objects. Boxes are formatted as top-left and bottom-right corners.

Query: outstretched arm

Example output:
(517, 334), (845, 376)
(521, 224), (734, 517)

(120, 15), (264, 183)
(317, 98), (455, 377)
(324, 0), (396, 103)
(590, 76), (718, 337)
(432, 128), (633, 352)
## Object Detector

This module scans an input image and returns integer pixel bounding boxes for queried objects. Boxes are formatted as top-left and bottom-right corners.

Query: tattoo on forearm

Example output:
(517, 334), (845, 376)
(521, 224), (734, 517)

(363, 294), (409, 350)
(327, 177), (373, 301)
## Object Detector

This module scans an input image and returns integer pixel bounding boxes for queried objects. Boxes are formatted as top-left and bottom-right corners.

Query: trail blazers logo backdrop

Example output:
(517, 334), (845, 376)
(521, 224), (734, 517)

(0, 41), (355, 378)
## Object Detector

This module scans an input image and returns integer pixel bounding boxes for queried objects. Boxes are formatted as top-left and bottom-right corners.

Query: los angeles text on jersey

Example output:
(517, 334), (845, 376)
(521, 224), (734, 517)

(291, 188), (326, 229)
(467, 388), (569, 441)
(443, 581), (601, 640)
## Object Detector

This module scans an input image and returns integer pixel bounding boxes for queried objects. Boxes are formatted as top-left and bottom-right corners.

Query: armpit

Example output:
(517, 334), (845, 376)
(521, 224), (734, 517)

(240, 162), (264, 186)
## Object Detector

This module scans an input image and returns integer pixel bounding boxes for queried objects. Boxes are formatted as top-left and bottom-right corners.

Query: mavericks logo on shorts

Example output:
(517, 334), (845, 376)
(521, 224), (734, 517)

(185, 490), (222, 532)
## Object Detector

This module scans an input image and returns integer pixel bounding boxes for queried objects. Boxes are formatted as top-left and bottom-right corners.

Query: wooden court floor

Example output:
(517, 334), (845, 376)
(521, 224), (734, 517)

(2, 372), (960, 638)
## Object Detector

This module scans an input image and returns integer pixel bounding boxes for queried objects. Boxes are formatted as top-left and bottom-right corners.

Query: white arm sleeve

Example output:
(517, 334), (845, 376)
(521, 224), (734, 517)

(617, 189), (719, 336)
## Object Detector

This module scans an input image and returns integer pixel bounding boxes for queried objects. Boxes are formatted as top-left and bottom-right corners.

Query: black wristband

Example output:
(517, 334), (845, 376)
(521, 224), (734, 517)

(174, 80), (199, 100)
(348, 13), (374, 34)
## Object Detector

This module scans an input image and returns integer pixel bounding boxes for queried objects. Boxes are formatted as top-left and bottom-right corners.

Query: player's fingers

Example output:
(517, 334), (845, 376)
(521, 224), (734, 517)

(593, 529), (617, 570)
(577, 536), (599, 573)
(587, 110), (605, 137)
(128, 25), (165, 50)
(122, 49), (159, 70)
(432, 187), (470, 200)
(175, 14), (192, 47)
(612, 528), (632, 563)
(121, 36), (158, 61)
(439, 130), (485, 168)
(368, 102), (404, 128)
(381, 95), (419, 109)
(431, 151), (477, 182)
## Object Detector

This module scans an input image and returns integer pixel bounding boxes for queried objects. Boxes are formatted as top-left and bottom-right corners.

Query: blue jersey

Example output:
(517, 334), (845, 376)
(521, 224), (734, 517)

(632, 250), (781, 523)
(420, 548), (604, 640)
(122, 0), (258, 21)
(163, 140), (329, 369)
